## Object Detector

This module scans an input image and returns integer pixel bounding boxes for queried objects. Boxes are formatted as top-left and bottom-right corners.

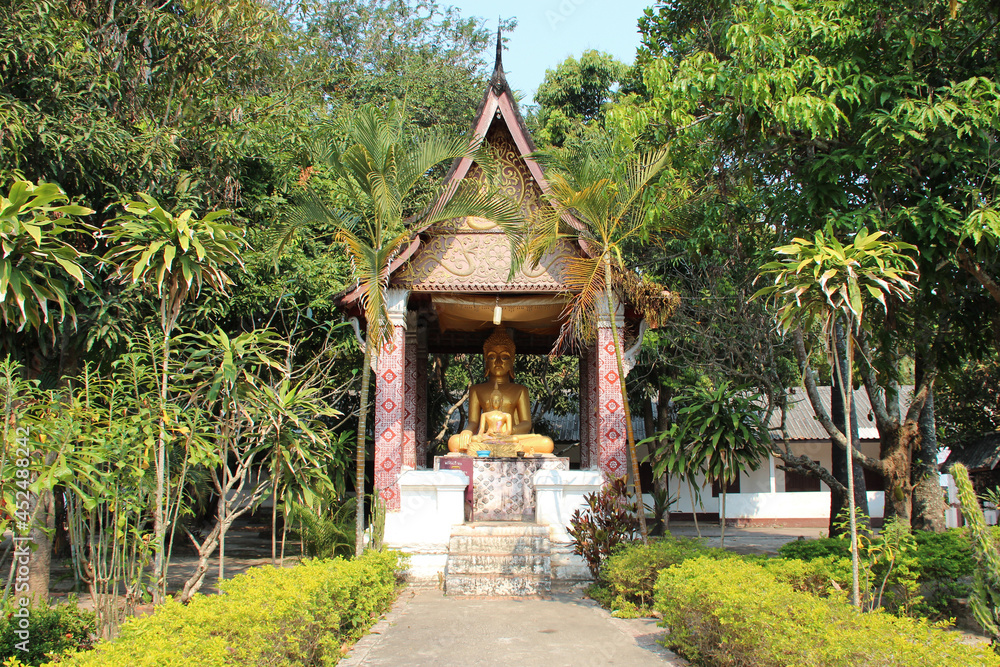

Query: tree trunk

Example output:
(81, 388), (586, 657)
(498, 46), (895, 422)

(832, 313), (860, 608)
(355, 344), (373, 557)
(720, 487), (726, 548)
(655, 386), (673, 531)
(830, 319), (868, 536)
(25, 490), (54, 605)
(271, 464), (280, 565)
(179, 521), (222, 603)
(880, 422), (918, 525)
(912, 371), (946, 531)
(153, 330), (171, 604)
(687, 479), (700, 538)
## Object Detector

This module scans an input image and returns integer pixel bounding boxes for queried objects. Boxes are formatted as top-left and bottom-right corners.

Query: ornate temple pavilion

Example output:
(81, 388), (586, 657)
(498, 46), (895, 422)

(335, 36), (645, 588)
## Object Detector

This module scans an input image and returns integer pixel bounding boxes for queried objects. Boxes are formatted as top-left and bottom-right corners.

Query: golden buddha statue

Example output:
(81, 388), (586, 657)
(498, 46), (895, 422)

(447, 328), (555, 456)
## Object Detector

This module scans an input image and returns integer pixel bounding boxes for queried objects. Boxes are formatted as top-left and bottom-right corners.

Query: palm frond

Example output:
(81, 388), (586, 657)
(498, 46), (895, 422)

(554, 255), (606, 350)
(397, 132), (479, 193)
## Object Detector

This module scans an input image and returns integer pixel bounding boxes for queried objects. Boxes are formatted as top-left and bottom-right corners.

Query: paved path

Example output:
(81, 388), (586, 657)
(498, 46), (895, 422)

(341, 587), (686, 667)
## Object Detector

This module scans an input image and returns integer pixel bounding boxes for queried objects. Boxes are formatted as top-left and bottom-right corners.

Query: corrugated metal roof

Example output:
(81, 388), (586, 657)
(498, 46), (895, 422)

(775, 387), (884, 442)
(943, 432), (1000, 472)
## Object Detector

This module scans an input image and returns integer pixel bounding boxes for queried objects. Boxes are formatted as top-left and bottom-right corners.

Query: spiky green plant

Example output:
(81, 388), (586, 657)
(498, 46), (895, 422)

(951, 462), (1000, 649)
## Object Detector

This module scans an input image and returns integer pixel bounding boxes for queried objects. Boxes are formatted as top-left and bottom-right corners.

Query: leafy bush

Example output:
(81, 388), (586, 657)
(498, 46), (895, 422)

(599, 535), (727, 615)
(567, 476), (639, 577)
(655, 557), (999, 666)
(60, 550), (402, 666)
(0, 600), (96, 666)
(288, 497), (356, 559)
(913, 529), (975, 580)
(777, 536), (849, 561)
(758, 556), (851, 597)
(780, 528), (977, 619)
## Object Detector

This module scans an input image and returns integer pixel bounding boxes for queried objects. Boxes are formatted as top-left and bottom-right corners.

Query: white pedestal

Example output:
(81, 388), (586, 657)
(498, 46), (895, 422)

(383, 469), (468, 581)
(533, 470), (605, 544)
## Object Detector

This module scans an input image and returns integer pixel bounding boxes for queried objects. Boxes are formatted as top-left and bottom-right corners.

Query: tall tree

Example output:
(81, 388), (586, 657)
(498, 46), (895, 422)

(531, 50), (627, 148)
(754, 225), (918, 606)
(524, 142), (677, 541)
(613, 0), (1000, 525)
(301, 0), (515, 134)
(102, 195), (247, 602)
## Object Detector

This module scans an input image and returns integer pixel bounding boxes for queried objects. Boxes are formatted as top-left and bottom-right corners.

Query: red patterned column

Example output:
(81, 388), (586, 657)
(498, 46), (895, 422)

(373, 289), (409, 510)
(596, 297), (626, 477)
(578, 349), (591, 469)
(402, 316), (417, 470)
(587, 342), (600, 469)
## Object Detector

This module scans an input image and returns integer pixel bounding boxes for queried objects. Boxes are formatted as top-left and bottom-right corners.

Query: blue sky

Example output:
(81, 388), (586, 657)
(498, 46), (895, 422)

(450, 0), (656, 105)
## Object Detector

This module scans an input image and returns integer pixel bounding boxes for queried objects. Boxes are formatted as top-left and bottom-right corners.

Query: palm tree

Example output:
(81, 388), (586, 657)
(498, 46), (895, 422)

(276, 100), (522, 556)
(523, 143), (675, 541)
(669, 381), (770, 548)
(753, 224), (917, 607)
(102, 194), (246, 602)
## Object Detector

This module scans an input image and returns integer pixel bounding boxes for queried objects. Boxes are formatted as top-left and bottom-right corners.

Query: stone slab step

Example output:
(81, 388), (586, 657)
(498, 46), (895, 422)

(450, 523), (550, 537)
(448, 535), (550, 554)
(445, 573), (551, 597)
(447, 553), (550, 576)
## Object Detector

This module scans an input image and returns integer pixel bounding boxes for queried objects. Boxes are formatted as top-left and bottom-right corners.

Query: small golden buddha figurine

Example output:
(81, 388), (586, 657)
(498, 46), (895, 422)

(448, 328), (555, 456)
(475, 388), (513, 442)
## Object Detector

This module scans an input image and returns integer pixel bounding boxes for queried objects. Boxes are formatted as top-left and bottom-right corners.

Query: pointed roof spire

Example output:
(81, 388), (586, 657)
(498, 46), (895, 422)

(492, 24), (507, 93)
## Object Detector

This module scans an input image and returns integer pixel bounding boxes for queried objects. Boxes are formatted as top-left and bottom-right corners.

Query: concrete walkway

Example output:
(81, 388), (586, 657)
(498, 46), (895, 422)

(341, 587), (686, 666)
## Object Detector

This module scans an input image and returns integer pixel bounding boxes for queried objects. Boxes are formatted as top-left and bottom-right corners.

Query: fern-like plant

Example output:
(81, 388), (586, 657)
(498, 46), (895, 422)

(951, 462), (1000, 650)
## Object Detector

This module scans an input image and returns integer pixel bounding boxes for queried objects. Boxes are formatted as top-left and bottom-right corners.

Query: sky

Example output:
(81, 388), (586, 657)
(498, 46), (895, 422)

(449, 0), (656, 105)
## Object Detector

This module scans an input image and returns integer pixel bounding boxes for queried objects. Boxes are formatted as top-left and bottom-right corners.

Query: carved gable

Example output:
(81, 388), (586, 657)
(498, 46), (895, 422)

(392, 122), (579, 293)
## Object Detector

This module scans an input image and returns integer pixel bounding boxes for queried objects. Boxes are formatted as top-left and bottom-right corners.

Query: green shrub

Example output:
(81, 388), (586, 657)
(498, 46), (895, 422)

(777, 536), (849, 561)
(913, 529), (976, 580)
(780, 529), (977, 619)
(59, 550), (402, 667)
(655, 557), (999, 666)
(0, 599), (96, 665)
(759, 555), (851, 597)
(599, 535), (727, 615)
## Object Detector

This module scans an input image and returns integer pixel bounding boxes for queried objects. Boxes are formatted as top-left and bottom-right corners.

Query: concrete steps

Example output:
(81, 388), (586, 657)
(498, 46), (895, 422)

(444, 524), (552, 597)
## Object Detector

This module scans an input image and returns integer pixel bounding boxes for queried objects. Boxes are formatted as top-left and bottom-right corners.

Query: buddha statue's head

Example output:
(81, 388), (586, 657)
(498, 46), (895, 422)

(483, 327), (516, 380)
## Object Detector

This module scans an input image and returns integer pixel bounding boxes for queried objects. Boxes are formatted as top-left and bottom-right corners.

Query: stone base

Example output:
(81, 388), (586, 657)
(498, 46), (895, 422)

(550, 543), (592, 583)
(434, 456), (568, 522)
(445, 573), (551, 597)
(444, 524), (552, 597)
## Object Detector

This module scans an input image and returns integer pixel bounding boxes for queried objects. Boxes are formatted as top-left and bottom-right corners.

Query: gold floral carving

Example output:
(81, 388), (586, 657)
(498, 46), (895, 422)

(433, 124), (542, 234)
(395, 117), (576, 291)
(395, 234), (575, 291)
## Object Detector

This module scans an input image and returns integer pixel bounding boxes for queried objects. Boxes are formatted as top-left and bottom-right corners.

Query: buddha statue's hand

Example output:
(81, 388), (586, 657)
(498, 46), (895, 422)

(456, 430), (474, 449)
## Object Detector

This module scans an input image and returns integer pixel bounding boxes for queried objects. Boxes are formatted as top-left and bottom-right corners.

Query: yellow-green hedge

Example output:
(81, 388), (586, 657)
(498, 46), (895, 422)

(59, 550), (401, 667)
(656, 556), (999, 667)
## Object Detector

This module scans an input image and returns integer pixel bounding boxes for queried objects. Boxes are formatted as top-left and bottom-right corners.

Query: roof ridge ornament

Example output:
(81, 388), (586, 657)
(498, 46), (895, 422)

(492, 24), (507, 94)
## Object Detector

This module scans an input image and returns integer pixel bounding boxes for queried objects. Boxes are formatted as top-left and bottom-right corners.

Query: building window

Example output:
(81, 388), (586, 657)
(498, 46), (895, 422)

(711, 477), (740, 497)
(863, 467), (885, 491)
(785, 463), (822, 493)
